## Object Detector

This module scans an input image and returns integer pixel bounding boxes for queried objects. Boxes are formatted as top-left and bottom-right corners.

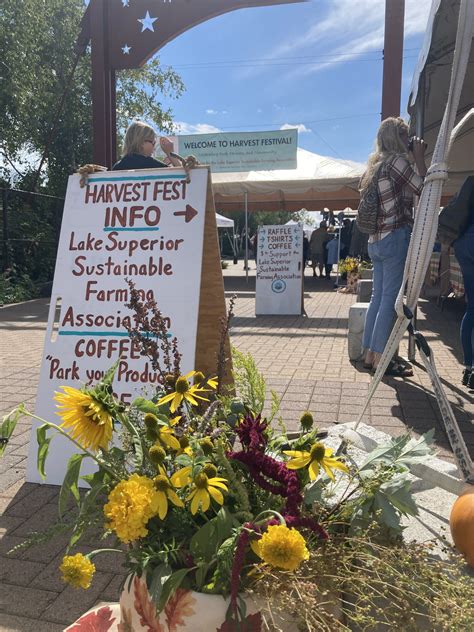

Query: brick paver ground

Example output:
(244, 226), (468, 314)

(1, 266), (473, 630)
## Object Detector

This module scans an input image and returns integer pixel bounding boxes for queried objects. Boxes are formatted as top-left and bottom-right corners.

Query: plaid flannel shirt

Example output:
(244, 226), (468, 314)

(372, 155), (424, 241)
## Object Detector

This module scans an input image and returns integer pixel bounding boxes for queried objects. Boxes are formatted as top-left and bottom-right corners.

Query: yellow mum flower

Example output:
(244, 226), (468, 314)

(54, 386), (113, 451)
(60, 553), (96, 589)
(186, 473), (228, 515)
(153, 474), (184, 519)
(104, 474), (160, 543)
(252, 525), (309, 571)
(157, 371), (210, 413)
(283, 442), (349, 481)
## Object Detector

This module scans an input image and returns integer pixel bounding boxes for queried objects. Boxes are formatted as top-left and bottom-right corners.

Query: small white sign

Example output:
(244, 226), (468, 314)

(255, 224), (303, 315)
(27, 167), (208, 485)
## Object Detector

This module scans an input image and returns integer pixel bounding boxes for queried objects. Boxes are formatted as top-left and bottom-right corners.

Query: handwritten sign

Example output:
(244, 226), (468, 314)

(26, 167), (208, 485)
(255, 224), (303, 315)
(175, 129), (297, 172)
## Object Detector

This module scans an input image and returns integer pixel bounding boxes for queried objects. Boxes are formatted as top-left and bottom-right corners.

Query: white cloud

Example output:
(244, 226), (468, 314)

(173, 122), (222, 134)
(241, 0), (431, 79)
(205, 109), (218, 115)
(280, 123), (311, 134)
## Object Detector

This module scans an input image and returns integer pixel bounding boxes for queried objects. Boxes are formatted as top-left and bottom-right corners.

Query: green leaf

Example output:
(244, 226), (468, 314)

(101, 359), (120, 387)
(59, 453), (85, 517)
(190, 509), (234, 563)
(374, 491), (401, 530)
(190, 520), (216, 562)
(132, 397), (163, 416)
(36, 424), (52, 480)
(157, 567), (192, 612)
(0, 407), (23, 457)
(147, 563), (171, 606)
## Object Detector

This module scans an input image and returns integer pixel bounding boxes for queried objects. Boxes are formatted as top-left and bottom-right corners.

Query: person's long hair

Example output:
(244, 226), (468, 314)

(360, 117), (409, 190)
(122, 120), (156, 156)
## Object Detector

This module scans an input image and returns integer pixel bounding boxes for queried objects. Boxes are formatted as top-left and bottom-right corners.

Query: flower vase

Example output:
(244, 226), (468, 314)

(346, 271), (359, 294)
(118, 574), (298, 631)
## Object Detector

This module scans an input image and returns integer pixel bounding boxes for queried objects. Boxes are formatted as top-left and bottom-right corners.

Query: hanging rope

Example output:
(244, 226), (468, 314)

(351, 0), (474, 483)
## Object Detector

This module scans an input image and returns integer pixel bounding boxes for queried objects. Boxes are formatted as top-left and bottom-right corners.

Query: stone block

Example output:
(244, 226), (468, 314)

(347, 303), (368, 361)
(360, 268), (373, 279)
(357, 279), (372, 302)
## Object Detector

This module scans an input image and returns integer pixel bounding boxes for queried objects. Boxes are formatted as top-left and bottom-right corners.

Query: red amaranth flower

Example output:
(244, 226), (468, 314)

(235, 414), (268, 451)
(229, 448), (327, 539)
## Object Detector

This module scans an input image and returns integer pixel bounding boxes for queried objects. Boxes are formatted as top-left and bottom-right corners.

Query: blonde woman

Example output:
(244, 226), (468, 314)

(113, 120), (181, 171)
(361, 117), (427, 376)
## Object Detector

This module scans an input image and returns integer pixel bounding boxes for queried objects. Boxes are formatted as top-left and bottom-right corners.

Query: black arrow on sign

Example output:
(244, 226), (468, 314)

(174, 205), (198, 223)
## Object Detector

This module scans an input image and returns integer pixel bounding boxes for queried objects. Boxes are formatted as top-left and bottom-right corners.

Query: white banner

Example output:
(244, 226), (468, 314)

(255, 224), (303, 315)
(27, 167), (208, 485)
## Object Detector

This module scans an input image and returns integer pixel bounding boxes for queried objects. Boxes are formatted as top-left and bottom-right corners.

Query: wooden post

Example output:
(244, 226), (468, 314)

(91, 0), (116, 167)
(381, 0), (405, 120)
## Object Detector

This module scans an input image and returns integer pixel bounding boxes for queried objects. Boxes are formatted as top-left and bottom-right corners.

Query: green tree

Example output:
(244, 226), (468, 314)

(0, 0), (185, 196)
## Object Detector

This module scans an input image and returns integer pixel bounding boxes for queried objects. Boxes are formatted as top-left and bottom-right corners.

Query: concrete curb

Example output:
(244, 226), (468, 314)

(328, 421), (464, 496)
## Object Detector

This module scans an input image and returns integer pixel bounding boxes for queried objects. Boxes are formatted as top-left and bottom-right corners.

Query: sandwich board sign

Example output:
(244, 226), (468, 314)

(26, 167), (228, 485)
(255, 224), (303, 316)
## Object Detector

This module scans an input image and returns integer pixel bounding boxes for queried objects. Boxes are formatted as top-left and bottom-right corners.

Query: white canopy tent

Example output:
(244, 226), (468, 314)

(408, 0), (474, 198)
(211, 148), (365, 213)
(215, 212), (234, 228)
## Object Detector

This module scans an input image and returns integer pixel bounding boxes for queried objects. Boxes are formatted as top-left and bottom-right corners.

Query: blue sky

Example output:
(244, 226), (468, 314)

(155, 0), (433, 164)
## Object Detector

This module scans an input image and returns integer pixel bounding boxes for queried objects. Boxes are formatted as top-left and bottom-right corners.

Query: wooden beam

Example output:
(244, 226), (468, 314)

(381, 0), (405, 120)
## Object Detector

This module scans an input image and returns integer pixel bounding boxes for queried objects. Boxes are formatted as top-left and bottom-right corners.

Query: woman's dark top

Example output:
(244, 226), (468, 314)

(112, 154), (167, 171)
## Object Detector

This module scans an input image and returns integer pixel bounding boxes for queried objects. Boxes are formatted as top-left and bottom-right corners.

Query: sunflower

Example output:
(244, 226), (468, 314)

(157, 371), (210, 412)
(54, 386), (113, 452)
(171, 466), (228, 514)
(283, 442), (349, 481)
(60, 553), (96, 589)
(251, 524), (309, 571)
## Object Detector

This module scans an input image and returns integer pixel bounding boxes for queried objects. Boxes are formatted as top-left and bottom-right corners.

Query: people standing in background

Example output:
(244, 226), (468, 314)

(310, 221), (330, 278)
(340, 219), (353, 260)
(450, 177), (474, 389)
(325, 228), (339, 279)
(303, 234), (310, 268)
(361, 117), (427, 376)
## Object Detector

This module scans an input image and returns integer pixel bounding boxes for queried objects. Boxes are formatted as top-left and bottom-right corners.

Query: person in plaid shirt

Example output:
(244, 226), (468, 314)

(361, 117), (427, 376)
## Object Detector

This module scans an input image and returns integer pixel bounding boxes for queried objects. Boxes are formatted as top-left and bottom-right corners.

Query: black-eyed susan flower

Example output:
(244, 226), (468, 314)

(157, 425), (180, 451)
(186, 472), (228, 514)
(251, 524), (309, 571)
(171, 466), (228, 514)
(283, 442), (349, 481)
(153, 474), (184, 519)
(59, 553), (96, 589)
(54, 386), (113, 452)
(157, 371), (210, 412)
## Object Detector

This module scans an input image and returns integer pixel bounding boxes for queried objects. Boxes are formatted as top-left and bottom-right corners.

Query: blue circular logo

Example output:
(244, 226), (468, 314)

(271, 279), (286, 293)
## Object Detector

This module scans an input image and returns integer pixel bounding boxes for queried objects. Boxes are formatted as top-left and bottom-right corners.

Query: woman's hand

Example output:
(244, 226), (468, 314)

(410, 136), (427, 177)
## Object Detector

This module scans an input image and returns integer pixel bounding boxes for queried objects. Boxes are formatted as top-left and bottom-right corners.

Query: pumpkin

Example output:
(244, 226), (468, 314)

(449, 483), (474, 567)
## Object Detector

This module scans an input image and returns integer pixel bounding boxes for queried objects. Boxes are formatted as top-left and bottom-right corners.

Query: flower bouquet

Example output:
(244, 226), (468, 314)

(7, 288), (468, 631)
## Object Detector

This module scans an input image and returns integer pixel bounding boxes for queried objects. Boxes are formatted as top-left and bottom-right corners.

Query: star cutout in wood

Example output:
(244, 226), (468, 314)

(138, 10), (158, 32)
(121, 0), (129, 6)
(122, 44), (131, 54)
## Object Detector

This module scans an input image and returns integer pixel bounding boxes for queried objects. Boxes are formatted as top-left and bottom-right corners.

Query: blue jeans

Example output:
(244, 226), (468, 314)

(362, 226), (410, 354)
(454, 224), (474, 367)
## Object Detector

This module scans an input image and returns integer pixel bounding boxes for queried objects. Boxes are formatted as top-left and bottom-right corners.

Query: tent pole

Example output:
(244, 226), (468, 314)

(244, 191), (249, 284)
(408, 71), (426, 361)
